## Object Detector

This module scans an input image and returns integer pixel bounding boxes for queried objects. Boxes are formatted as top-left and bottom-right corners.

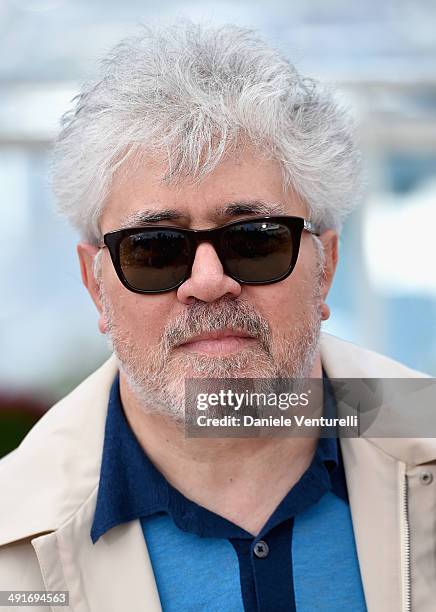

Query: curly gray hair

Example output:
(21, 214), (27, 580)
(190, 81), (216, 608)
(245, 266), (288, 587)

(52, 20), (362, 244)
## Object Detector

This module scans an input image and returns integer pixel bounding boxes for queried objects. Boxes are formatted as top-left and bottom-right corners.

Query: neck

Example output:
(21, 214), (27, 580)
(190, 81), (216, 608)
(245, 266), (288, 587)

(120, 355), (323, 535)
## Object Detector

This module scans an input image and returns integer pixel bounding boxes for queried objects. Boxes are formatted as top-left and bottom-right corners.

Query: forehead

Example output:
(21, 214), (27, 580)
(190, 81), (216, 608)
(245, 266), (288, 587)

(100, 148), (307, 233)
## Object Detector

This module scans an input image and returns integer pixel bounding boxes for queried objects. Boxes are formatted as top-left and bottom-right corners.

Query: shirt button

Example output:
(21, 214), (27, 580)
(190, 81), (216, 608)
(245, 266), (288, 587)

(419, 471), (433, 485)
(253, 540), (269, 559)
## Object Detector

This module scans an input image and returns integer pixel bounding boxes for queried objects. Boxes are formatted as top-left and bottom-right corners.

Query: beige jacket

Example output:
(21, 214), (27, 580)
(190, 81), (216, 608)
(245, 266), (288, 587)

(0, 333), (435, 612)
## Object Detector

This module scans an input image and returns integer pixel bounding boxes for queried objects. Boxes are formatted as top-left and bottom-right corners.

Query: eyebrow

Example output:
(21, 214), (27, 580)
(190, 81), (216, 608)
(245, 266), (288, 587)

(218, 200), (287, 218)
(118, 209), (187, 229)
(118, 200), (287, 229)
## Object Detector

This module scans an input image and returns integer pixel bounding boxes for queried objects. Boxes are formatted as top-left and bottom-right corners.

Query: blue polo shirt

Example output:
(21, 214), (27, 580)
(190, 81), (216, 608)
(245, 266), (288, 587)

(91, 374), (367, 611)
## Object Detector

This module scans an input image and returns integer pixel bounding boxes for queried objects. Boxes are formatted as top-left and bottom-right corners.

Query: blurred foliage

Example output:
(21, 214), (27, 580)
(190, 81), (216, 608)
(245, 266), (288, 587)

(0, 394), (48, 458)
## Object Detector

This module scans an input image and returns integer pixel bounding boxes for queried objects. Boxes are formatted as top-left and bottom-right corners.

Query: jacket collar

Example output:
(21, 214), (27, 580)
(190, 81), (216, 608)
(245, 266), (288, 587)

(0, 355), (118, 546)
(320, 333), (436, 465)
(0, 332), (434, 547)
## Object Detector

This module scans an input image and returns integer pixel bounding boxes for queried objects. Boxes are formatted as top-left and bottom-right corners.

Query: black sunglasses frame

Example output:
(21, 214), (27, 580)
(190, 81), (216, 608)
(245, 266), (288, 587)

(101, 215), (319, 295)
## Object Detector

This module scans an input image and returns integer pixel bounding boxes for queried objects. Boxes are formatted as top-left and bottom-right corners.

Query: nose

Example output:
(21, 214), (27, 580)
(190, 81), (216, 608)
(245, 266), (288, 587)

(176, 241), (242, 304)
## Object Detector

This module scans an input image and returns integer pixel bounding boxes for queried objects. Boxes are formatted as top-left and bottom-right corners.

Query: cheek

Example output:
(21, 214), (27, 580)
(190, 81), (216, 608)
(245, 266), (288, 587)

(243, 270), (316, 330)
(106, 287), (176, 346)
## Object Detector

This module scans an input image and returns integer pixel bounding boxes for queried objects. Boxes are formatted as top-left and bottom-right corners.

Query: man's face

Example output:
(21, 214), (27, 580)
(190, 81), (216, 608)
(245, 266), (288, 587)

(79, 148), (337, 422)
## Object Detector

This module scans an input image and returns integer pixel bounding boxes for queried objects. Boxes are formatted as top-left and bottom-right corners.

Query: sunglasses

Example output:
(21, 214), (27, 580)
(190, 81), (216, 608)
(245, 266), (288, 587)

(101, 215), (319, 294)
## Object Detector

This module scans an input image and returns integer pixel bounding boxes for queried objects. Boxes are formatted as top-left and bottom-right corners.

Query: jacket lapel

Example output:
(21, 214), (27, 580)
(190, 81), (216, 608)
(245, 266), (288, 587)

(339, 437), (403, 612)
(0, 356), (119, 547)
(320, 333), (419, 612)
(31, 487), (162, 612)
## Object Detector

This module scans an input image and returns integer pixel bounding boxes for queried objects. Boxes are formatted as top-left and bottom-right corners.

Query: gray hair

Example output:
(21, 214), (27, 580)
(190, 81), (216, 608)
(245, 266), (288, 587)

(52, 21), (362, 244)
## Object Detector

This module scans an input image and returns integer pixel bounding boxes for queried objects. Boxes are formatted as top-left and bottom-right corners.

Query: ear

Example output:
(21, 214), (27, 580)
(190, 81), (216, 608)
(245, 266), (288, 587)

(318, 229), (339, 301)
(77, 242), (108, 334)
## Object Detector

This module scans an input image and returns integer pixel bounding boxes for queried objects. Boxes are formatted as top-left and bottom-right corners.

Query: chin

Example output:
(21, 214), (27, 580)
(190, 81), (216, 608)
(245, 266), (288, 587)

(167, 349), (280, 380)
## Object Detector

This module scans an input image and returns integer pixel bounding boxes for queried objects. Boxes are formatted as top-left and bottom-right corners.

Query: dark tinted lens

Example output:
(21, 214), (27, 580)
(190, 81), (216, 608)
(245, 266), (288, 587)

(119, 229), (190, 291)
(221, 220), (294, 282)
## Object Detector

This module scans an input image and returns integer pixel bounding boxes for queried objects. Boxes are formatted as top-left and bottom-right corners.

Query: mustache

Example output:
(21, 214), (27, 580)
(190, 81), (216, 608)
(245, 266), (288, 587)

(161, 297), (272, 354)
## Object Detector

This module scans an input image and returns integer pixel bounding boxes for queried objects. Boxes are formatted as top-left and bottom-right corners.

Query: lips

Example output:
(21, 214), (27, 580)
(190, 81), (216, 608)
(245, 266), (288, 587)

(180, 328), (255, 344)
(176, 328), (257, 355)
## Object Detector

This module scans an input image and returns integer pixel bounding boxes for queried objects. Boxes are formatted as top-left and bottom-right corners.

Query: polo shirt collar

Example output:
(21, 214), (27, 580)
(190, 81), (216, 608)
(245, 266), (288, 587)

(91, 373), (344, 544)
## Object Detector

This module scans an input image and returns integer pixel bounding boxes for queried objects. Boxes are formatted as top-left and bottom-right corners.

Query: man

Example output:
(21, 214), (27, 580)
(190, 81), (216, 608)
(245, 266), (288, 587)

(0, 21), (435, 612)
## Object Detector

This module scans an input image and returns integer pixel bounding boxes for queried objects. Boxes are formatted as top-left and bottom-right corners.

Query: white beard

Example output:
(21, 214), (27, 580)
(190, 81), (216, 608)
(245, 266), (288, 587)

(101, 293), (322, 424)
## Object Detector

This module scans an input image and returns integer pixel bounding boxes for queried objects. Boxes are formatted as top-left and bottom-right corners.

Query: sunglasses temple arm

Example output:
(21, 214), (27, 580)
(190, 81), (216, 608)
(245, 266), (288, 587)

(303, 219), (320, 236)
